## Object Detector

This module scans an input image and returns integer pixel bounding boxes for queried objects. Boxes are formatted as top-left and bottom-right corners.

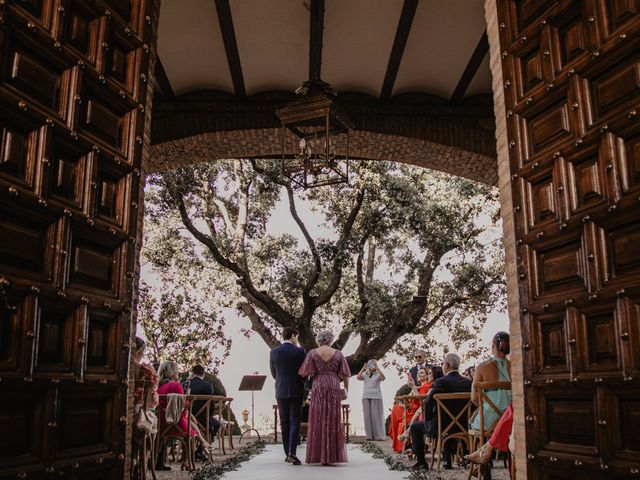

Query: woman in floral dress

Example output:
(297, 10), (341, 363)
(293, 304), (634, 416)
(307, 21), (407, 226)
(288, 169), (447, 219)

(299, 330), (351, 465)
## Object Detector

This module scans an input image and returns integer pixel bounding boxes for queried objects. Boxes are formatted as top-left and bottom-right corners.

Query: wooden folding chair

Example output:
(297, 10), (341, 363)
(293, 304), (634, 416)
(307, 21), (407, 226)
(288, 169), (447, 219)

(431, 392), (473, 469)
(467, 381), (511, 480)
(187, 394), (217, 460)
(156, 394), (197, 471)
(133, 379), (158, 480)
(341, 404), (351, 442)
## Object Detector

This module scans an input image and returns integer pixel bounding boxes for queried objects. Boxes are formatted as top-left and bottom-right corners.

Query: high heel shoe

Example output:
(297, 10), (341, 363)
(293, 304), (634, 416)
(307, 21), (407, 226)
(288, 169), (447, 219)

(465, 443), (493, 464)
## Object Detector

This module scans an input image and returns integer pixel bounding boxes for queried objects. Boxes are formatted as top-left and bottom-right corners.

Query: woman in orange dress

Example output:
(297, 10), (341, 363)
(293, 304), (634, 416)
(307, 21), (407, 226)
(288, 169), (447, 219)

(397, 367), (444, 445)
(388, 367), (432, 452)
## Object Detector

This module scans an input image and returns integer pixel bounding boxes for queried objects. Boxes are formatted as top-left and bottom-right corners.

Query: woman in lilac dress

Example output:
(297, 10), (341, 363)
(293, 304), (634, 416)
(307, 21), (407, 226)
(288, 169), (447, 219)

(298, 330), (351, 465)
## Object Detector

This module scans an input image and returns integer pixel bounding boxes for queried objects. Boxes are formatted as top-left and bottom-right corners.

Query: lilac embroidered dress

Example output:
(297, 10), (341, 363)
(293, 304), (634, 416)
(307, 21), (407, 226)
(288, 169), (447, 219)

(299, 349), (351, 464)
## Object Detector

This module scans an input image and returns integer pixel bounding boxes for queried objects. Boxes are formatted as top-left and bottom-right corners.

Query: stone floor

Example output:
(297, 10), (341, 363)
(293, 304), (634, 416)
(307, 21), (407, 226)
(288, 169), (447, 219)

(155, 436), (510, 480)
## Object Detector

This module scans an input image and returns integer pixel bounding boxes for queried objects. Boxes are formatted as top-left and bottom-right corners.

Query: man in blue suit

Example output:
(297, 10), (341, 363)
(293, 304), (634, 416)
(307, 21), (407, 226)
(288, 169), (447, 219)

(183, 365), (221, 461)
(270, 326), (307, 465)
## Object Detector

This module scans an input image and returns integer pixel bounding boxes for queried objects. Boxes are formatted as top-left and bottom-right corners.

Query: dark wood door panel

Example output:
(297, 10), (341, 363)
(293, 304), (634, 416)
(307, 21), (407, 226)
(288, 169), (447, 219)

(599, 0), (640, 36)
(607, 386), (640, 464)
(532, 310), (574, 378)
(0, 0), (152, 477)
(0, 382), (49, 471)
(0, 197), (61, 284)
(498, 0), (640, 477)
(535, 387), (601, 458)
(53, 0), (104, 67)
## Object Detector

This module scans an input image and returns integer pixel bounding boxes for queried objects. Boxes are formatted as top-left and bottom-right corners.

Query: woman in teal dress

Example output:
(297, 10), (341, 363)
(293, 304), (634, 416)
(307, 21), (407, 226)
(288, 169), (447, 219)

(470, 331), (511, 431)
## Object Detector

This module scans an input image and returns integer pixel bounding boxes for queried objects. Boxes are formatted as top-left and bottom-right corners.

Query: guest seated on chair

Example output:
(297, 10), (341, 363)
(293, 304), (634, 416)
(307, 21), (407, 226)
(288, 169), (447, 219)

(157, 361), (212, 456)
(131, 338), (159, 475)
(183, 364), (221, 461)
(389, 384), (412, 453)
(387, 369), (420, 453)
(469, 331), (511, 432)
(409, 353), (471, 471)
(397, 366), (443, 443)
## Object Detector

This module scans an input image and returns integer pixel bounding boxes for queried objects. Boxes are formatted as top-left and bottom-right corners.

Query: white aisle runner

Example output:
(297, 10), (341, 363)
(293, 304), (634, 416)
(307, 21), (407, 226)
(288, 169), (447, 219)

(221, 444), (407, 480)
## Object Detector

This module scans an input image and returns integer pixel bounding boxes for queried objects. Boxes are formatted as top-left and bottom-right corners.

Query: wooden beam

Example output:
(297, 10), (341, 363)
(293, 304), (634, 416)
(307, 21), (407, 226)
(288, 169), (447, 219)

(379, 0), (419, 100)
(215, 0), (246, 97)
(154, 57), (174, 98)
(309, 0), (325, 81)
(450, 31), (489, 102)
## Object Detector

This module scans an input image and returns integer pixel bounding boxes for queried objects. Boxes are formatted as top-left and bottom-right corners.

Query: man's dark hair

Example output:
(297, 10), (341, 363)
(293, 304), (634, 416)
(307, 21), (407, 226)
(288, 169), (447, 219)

(282, 327), (299, 341)
(192, 364), (205, 376)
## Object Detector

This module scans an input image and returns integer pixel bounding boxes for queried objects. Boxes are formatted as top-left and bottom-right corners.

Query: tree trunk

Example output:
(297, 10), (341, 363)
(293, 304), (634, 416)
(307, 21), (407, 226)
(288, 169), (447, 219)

(366, 237), (376, 281)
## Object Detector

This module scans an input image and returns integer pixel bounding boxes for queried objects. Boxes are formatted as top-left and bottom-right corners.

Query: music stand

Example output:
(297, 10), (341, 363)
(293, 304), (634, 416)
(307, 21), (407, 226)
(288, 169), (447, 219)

(238, 373), (266, 443)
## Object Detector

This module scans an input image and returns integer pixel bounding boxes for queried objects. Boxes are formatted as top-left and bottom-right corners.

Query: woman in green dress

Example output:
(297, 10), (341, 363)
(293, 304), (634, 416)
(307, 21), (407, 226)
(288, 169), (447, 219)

(469, 331), (511, 432)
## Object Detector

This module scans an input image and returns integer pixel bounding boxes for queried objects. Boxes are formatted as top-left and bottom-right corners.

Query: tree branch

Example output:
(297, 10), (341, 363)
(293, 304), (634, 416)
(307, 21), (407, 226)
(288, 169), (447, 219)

(234, 160), (250, 245)
(237, 301), (281, 349)
(177, 196), (238, 272)
(426, 279), (499, 328)
(177, 195), (296, 327)
(313, 189), (366, 309)
(285, 184), (321, 294)
(332, 328), (352, 350)
(211, 198), (235, 237)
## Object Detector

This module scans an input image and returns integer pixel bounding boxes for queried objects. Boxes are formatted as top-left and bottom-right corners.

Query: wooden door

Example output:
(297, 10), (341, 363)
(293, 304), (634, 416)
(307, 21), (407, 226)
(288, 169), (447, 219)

(496, 0), (640, 478)
(0, 0), (154, 478)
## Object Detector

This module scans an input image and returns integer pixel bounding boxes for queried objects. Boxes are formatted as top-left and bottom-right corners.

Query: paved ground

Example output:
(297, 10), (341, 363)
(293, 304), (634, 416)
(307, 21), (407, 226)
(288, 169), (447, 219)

(221, 443), (407, 480)
(156, 436), (510, 480)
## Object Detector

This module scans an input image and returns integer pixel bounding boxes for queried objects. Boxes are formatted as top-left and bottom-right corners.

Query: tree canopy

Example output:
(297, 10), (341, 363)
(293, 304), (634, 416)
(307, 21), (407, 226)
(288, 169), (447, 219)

(142, 159), (505, 373)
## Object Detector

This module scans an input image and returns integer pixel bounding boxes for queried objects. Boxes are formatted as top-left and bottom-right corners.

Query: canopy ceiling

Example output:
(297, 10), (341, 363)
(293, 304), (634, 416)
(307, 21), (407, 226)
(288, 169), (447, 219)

(150, 0), (497, 184)
(156, 0), (491, 99)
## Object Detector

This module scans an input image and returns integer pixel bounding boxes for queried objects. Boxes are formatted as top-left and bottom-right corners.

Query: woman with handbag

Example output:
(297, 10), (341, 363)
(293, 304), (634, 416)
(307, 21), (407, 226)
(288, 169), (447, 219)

(298, 330), (351, 465)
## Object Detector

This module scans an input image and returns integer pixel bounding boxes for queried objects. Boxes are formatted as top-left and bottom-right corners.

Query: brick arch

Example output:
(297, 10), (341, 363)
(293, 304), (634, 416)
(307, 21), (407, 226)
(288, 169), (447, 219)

(147, 128), (498, 185)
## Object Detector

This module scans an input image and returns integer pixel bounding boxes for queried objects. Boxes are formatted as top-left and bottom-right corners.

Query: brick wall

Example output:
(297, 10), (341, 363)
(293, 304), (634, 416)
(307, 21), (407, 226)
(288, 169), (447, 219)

(126, 0), (160, 475)
(146, 128), (498, 185)
(484, 0), (526, 478)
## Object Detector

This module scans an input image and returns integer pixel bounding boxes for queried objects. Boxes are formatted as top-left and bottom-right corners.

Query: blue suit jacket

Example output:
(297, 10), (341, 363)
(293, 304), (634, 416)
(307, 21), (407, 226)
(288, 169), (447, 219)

(183, 377), (214, 421)
(270, 342), (306, 399)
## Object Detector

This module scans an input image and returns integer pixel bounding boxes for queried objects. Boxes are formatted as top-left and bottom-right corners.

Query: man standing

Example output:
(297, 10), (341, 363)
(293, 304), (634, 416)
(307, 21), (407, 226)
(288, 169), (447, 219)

(409, 349), (429, 384)
(410, 352), (471, 470)
(184, 365), (221, 462)
(270, 326), (306, 466)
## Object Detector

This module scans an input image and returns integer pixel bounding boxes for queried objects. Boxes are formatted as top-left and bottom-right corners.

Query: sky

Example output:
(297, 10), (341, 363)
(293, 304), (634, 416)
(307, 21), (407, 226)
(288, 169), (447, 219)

(137, 172), (509, 435)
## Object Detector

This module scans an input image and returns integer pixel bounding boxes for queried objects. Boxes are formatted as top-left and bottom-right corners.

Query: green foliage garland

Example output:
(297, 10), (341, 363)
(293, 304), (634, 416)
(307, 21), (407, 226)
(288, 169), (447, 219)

(191, 440), (266, 480)
(358, 441), (447, 480)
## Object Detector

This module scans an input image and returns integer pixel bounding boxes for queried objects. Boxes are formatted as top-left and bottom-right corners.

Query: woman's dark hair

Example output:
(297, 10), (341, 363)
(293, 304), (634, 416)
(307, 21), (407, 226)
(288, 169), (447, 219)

(428, 366), (444, 381)
(493, 331), (510, 355)
(134, 336), (145, 355)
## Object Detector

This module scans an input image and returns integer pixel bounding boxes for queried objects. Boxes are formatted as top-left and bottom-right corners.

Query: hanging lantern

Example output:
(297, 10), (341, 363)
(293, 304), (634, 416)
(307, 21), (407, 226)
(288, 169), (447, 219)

(276, 80), (353, 189)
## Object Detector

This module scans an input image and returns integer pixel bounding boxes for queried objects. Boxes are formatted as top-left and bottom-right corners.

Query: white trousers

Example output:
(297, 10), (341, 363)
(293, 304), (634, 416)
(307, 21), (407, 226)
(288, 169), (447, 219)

(362, 398), (385, 440)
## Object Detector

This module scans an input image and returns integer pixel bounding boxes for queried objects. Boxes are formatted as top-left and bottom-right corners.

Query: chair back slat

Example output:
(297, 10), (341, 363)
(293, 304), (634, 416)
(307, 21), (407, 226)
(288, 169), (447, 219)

(434, 392), (473, 437)
(431, 392), (473, 469)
